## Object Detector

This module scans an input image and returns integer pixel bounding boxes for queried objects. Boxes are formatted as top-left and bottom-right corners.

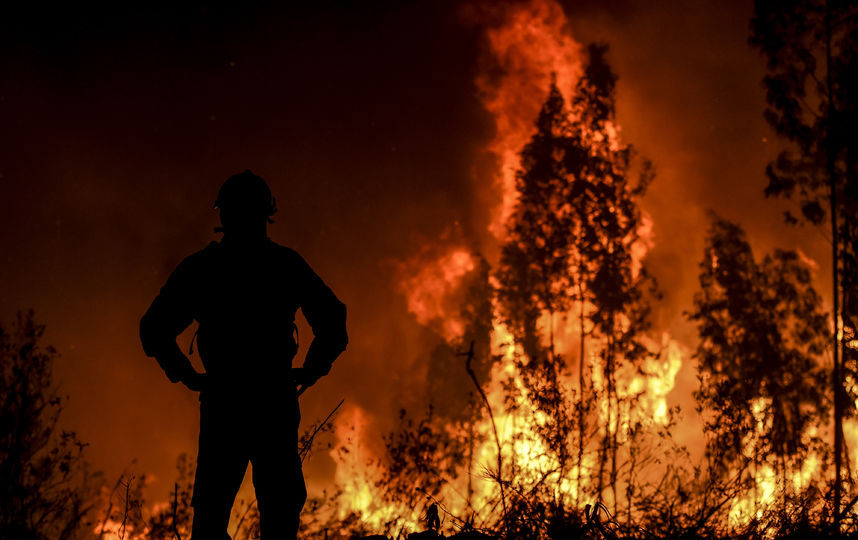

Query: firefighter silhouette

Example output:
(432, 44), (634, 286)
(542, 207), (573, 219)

(140, 170), (347, 539)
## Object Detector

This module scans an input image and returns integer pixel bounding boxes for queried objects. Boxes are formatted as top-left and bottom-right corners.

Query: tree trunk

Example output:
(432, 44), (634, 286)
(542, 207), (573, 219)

(598, 345), (608, 503)
(825, 0), (844, 529)
(608, 332), (618, 515)
(577, 275), (586, 507)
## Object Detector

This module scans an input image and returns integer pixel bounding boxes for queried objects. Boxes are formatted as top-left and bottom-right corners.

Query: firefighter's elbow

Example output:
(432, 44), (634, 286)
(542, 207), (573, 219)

(139, 311), (160, 358)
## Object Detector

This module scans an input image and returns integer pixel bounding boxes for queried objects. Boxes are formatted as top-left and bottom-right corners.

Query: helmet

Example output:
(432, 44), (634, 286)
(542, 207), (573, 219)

(214, 170), (277, 222)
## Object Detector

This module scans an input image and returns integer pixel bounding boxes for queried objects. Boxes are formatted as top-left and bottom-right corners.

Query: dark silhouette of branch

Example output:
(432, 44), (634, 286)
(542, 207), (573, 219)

(459, 340), (507, 522)
(300, 399), (345, 463)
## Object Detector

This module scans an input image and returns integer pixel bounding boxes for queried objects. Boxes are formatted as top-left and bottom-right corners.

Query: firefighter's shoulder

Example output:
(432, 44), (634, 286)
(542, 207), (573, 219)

(266, 239), (307, 266)
(168, 242), (220, 280)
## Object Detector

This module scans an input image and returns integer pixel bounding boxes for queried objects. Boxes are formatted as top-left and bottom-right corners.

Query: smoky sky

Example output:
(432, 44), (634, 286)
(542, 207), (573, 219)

(0, 1), (830, 502)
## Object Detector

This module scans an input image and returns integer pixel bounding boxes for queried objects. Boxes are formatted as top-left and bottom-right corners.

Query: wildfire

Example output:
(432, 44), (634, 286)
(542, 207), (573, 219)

(325, 0), (839, 536)
(326, 0), (692, 531)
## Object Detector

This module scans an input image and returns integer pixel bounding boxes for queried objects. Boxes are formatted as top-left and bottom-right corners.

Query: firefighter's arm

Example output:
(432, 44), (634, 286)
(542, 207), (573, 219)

(139, 259), (200, 387)
(297, 256), (348, 387)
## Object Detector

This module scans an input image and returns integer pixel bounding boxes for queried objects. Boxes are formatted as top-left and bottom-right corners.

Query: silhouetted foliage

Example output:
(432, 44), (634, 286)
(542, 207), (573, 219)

(750, 2), (858, 518)
(381, 406), (470, 513)
(689, 217), (829, 494)
(571, 45), (657, 511)
(749, 0), (858, 229)
(0, 310), (101, 540)
(494, 64), (586, 528)
(95, 457), (193, 539)
(496, 79), (576, 361)
(146, 455), (195, 540)
(351, 43), (667, 537)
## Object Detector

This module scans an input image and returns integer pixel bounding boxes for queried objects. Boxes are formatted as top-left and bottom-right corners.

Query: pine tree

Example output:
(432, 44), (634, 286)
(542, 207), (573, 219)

(495, 76), (581, 515)
(496, 44), (657, 512)
(496, 79), (575, 363)
(688, 217), (829, 497)
(570, 45), (656, 511)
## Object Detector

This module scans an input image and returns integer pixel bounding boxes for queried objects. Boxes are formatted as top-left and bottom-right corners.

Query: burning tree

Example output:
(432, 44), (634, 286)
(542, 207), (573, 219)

(749, 0), (858, 522)
(494, 76), (582, 521)
(688, 217), (829, 517)
(569, 45), (656, 513)
(496, 43), (657, 516)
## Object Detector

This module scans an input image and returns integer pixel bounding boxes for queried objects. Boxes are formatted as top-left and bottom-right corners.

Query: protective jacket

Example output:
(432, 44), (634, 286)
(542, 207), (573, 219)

(141, 235), (345, 538)
(140, 236), (348, 397)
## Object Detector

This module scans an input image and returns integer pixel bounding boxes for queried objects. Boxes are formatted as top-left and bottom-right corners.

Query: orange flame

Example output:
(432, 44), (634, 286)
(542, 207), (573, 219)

(474, 0), (583, 240)
(396, 245), (476, 343)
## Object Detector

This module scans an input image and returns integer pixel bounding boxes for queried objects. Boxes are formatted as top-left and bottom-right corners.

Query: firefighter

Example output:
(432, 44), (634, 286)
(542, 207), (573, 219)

(140, 170), (347, 539)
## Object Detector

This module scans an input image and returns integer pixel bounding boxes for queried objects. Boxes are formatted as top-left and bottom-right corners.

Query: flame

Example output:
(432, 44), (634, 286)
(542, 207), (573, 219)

(631, 212), (654, 279)
(328, 0), (690, 530)
(330, 407), (396, 529)
(396, 245), (476, 342)
(94, 519), (135, 540)
(638, 334), (683, 424)
(845, 418), (858, 495)
(474, 0), (583, 240)
(725, 398), (827, 528)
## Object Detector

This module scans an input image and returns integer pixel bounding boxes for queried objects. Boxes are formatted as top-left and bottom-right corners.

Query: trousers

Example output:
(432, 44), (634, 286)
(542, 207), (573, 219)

(190, 391), (306, 539)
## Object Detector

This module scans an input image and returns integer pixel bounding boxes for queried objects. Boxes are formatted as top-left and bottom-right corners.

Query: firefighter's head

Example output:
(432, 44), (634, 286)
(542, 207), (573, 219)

(214, 170), (277, 236)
